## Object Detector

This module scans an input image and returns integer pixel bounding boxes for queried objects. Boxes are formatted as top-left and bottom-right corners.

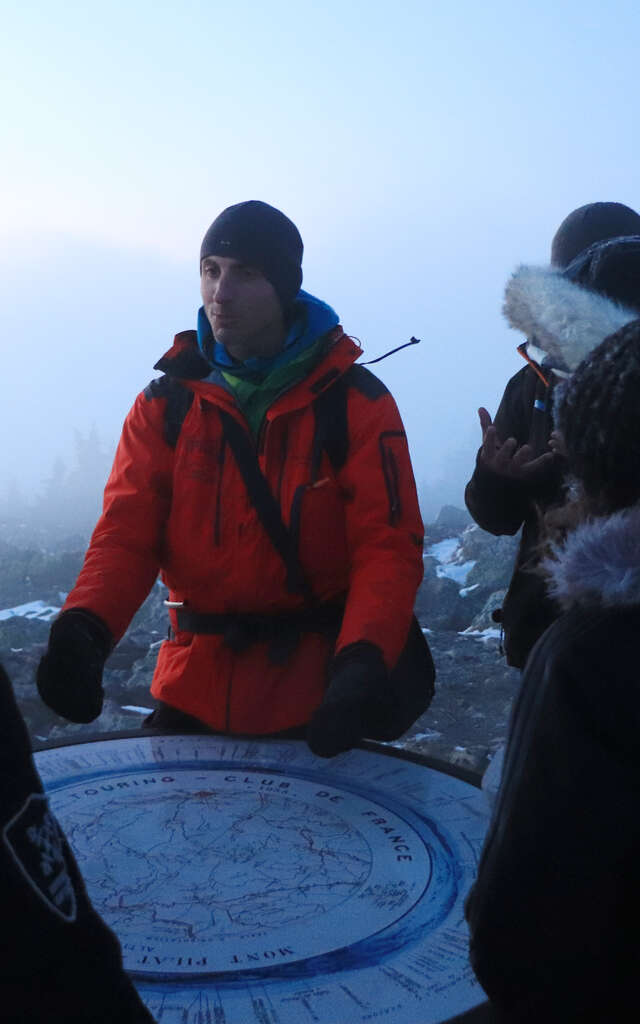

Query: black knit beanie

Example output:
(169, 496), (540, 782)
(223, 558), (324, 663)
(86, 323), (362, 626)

(551, 201), (640, 268)
(556, 319), (640, 508)
(562, 235), (640, 315)
(200, 200), (303, 312)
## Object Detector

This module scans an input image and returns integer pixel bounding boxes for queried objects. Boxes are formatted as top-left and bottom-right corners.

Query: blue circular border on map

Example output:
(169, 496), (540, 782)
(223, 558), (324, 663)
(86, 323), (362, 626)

(46, 757), (463, 985)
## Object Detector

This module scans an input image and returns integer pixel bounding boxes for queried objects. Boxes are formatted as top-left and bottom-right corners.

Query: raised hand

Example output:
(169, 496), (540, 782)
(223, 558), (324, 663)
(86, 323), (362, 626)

(477, 407), (555, 480)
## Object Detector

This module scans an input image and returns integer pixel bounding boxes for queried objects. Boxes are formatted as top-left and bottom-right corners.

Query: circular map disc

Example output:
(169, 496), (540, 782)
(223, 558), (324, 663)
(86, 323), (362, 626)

(36, 735), (489, 1023)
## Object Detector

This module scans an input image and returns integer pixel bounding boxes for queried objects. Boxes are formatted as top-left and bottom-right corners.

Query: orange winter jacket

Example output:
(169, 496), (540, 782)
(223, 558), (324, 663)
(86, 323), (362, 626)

(64, 327), (424, 734)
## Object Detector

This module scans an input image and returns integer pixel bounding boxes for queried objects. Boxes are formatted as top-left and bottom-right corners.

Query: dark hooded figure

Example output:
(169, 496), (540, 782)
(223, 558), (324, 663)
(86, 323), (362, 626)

(465, 305), (640, 1021)
(0, 662), (155, 1021)
(464, 201), (640, 668)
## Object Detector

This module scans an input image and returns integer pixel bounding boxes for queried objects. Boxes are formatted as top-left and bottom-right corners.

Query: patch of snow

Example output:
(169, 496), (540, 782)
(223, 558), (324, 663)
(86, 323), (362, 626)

(436, 561), (477, 585)
(10, 648), (24, 653)
(121, 705), (154, 714)
(149, 639), (164, 649)
(426, 538), (460, 562)
(0, 600), (61, 623)
(421, 627), (432, 634)
(427, 538), (477, 586)
(459, 627), (502, 644)
(409, 729), (442, 742)
(459, 583), (480, 597)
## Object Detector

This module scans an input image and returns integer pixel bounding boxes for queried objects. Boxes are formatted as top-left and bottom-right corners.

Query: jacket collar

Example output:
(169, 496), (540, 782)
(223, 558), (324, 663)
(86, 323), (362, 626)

(154, 331), (210, 379)
(543, 503), (640, 609)
(153, 326), (362, 412)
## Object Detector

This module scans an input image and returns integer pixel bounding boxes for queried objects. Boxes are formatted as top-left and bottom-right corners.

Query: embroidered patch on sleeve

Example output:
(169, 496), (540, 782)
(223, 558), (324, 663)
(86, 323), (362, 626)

(3, 793), (77, 922)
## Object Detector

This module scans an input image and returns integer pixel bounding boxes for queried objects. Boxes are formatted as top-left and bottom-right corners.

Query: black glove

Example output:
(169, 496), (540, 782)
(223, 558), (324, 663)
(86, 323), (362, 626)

(37, 609), (112, 723)
(306, 642), (387, 758)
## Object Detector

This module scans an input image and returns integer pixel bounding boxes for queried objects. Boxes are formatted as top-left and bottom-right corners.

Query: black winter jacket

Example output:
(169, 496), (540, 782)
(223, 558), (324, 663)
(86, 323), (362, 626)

(0, 662), (154, 1023)
(466, 504), (640, 1022)
(465, 362), (566, 667)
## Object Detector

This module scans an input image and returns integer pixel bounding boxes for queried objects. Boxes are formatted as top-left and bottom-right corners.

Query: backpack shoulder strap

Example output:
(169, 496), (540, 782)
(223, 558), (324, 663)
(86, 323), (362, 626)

(144, 376), (194, 449)
(217, 408), (312, 599)
(348, 363), (389, 400)
(311, 364), (388, 478)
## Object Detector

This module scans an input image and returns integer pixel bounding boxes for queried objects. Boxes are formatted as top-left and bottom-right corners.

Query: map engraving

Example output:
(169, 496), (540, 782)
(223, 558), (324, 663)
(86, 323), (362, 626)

(36, 735), (489, 1023)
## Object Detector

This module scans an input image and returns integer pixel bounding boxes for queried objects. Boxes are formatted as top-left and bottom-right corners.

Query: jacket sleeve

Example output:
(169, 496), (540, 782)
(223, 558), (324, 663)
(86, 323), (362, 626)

(466, 611), (640, 1021)
(335, 385), (424, 670)
(63, 389), (175, 642)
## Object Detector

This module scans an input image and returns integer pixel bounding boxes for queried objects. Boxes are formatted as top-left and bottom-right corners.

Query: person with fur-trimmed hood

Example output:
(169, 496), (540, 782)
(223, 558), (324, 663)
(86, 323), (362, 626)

(464, 201), (640, 668)
(466, 270), (640, 1021)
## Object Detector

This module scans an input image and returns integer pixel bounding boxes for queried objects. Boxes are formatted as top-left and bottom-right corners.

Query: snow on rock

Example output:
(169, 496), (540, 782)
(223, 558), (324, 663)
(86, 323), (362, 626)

(459, 583), (480, 597)
(406, 728), (443, 742)
(460, 626), (502, 644)
(426, 538), (477, 587)
(0, 600), (61, 622)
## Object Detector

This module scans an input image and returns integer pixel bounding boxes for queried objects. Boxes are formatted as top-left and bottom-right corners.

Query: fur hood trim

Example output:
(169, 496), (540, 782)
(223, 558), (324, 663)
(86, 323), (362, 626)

(503, 266), (638, 371)
(543, 503), (640, 609)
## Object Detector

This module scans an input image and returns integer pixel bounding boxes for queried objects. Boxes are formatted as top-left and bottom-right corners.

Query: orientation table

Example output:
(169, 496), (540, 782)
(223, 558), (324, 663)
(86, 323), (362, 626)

(36, 733), (490, 1023)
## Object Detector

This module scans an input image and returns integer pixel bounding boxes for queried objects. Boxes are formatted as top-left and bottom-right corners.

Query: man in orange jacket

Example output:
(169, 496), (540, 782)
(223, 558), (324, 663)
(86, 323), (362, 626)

(37, 201), (432, 756)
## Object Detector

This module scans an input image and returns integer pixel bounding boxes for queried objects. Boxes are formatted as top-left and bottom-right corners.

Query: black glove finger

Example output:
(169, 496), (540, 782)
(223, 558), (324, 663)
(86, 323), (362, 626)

(326, 642), (387, 706)
(306, 701), (364, 758)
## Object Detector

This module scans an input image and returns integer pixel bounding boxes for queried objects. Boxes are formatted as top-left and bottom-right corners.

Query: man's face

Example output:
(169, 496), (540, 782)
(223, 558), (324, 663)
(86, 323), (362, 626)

(200, 255), (285, 361)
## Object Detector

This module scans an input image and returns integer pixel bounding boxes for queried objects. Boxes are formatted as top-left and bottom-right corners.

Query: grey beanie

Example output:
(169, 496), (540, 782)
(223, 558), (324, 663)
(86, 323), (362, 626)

(562, 234), (640, 314)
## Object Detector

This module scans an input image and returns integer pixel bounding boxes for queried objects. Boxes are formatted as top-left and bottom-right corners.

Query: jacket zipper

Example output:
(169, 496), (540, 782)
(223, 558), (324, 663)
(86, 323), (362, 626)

(379, 432), (404, 526)
(255, 356), (338, 461)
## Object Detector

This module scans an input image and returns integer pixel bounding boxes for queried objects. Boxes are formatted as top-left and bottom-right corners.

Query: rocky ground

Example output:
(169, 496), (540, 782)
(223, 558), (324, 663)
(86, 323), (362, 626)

(2, 506), (522, 776)
(395, 629), (519, 777)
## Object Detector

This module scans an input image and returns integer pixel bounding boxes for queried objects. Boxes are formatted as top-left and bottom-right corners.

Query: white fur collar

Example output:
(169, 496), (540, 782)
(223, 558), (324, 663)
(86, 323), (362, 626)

(503, 266), (638, 371)
(543, 504), (640, 608)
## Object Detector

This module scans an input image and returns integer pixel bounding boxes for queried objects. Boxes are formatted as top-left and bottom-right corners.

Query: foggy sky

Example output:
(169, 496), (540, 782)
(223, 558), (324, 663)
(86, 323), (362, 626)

(2, 0), (639, 521)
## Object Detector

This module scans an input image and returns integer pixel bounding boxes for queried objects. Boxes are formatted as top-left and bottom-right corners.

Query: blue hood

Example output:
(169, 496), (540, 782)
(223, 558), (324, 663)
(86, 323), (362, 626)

(196, 289), (340, 375)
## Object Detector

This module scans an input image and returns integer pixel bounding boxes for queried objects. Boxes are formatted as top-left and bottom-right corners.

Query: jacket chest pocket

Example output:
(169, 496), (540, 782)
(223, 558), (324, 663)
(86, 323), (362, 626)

(173, 434), (231, 549)
(181, 437), (225, 483)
